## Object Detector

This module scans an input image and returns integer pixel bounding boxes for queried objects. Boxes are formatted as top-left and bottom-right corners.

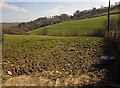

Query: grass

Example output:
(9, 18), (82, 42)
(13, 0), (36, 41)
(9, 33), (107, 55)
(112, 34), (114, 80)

(28, 14), (119, 36)
(2, 34), (106, 86)
(1, 23), (19, 31)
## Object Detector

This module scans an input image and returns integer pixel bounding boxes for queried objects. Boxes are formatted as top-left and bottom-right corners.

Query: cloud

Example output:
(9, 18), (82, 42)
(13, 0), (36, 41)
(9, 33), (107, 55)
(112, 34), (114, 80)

(46, 6), (76, 16)
(0, 2), (26, 12)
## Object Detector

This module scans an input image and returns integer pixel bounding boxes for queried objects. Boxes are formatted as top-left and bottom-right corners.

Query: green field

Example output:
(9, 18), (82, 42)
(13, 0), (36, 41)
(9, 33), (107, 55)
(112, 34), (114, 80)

(1, 23), (19, 31)
(3, 34), (107, 86)
(28, 14), (119, 36)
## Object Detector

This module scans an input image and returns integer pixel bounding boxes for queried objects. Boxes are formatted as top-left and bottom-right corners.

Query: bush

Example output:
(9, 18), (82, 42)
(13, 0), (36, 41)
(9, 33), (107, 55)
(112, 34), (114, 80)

(93, 29), (105, 37)
(41, 28), (48, 35)
(103, 18), (120, 57)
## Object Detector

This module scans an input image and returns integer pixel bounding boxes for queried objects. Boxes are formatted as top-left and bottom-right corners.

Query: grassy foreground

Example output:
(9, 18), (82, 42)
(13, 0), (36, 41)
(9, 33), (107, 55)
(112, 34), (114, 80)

(2, 34), (108, 86)
(29, 14), (119, 36)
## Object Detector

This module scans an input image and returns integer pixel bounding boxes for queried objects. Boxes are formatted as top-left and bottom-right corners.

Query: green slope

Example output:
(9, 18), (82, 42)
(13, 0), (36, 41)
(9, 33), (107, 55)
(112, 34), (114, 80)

(28, 14), (119, 36)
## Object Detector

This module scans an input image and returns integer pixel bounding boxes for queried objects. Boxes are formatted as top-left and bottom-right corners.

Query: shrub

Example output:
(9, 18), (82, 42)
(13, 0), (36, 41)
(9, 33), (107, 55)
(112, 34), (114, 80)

(103, 18), (120, 32)
(103, 18), (120, 57)
(41, 28), (48, 35)
(93, 29), (105, 37)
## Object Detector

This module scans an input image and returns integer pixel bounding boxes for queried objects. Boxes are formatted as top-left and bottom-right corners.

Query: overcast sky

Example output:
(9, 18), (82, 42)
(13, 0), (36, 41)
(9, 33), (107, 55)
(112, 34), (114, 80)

(0, 0), (119, 22)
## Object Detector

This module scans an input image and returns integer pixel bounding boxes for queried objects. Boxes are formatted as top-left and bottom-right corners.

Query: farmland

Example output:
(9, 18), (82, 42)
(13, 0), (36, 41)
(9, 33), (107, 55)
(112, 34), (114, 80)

(28, 14), (119, 36)
(2, 34), (108, 86)
(1, 2), (120, 87)
(2, 13), (120, 87)
(1, 23), (19, 30)
(1, 23), (19, 34)
(2, 13), (120, 86)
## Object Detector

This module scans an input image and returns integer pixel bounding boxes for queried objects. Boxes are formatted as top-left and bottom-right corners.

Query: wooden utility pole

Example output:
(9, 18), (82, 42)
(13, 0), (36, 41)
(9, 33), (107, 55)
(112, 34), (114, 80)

(108, 0), (110, 33)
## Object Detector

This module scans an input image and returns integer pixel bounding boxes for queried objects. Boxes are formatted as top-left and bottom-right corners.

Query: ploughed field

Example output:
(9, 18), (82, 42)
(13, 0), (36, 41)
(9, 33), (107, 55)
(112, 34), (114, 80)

(2, 34), (108, 86)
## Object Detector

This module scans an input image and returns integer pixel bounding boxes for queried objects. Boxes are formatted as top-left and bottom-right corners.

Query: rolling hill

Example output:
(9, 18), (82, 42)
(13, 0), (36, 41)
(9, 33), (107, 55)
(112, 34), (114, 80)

(17, 4), (119, 33)
(1, 23), (19, 30)
(28, 14), (119, 36)
(1, 23), (19, 34)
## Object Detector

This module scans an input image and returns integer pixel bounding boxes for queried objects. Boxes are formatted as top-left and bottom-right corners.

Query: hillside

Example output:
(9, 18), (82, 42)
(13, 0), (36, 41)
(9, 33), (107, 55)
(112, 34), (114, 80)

(17, 4), (119, 33)
(1, 23), (19, 34)
(1, 23), (19, 30)
(28, 14), (119, 36)
(1, 4), (119, 35)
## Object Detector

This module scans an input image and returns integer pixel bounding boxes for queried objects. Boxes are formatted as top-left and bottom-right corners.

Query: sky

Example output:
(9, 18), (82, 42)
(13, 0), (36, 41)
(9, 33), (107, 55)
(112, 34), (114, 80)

(0, 0), (119, 22)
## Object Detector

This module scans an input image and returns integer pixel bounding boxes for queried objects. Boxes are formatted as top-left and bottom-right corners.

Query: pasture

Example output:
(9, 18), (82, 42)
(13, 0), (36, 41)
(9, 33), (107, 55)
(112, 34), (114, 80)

(28, 14), (119, 36)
